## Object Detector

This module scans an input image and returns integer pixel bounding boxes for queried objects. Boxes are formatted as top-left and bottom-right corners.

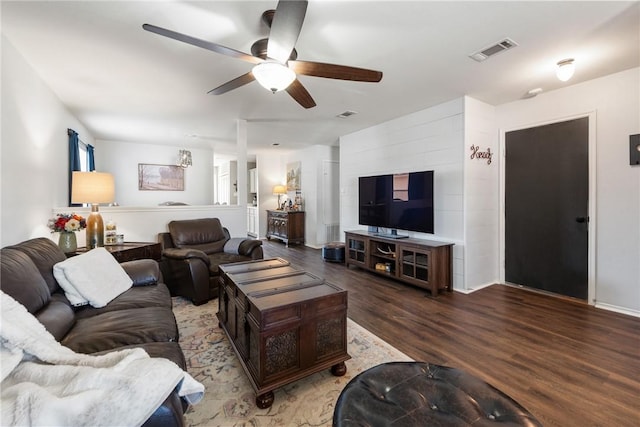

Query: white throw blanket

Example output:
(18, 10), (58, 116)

(0, 291), (204, 427)
(53, 247), (133, 307)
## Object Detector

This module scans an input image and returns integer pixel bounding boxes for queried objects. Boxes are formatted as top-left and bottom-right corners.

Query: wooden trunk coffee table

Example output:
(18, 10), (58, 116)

(217, 258), (350, 408)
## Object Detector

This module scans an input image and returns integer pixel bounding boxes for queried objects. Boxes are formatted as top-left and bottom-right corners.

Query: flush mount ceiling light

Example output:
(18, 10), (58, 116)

(556, 58), (575, 82)
(252, 61), (296, 93)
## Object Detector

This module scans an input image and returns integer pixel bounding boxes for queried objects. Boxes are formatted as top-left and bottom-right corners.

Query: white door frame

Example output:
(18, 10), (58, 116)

(498, 111), (597, 304)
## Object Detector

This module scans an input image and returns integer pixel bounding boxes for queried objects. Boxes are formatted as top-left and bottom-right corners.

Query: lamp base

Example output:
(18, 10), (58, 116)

(86, 205), (104, 249)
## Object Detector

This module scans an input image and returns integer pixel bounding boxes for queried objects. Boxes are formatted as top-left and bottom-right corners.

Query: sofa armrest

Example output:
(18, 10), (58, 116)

(141, 387), (186, 427)
(121, 259), (161, 287)
(238, 239), (263, 258)
(224, 238), (262, 257)
(162, 248), (210, 266)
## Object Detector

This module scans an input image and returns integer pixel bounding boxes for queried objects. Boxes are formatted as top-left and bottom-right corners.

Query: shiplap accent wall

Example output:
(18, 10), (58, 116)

(463, 97), (499, 290)
(340, 98), (466, 290)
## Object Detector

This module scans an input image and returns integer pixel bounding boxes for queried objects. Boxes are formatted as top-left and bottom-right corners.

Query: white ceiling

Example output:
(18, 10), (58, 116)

(2, 1), (639, 156)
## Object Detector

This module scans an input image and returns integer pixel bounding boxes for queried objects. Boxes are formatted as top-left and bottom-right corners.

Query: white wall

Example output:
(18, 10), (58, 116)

(496, 68), (640, 315)
(340, 98), (466, 290)
(463, 97), (500, 290)
(1, 36), (95, 246)
(296, 144), (339, 248)
(255, 151), (288, 239)
(96, 139), (214, 206)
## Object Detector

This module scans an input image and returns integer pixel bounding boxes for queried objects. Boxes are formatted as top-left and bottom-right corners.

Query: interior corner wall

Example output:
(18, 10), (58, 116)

(1, 36), (95, 246)
(463, 97), (500, 290)
(340, 98), (466, 290)
(95, 140), (214, 206)
(255, 151), (288, 239)
(496, 67), (640, 315)
(296, 145), (339, 249)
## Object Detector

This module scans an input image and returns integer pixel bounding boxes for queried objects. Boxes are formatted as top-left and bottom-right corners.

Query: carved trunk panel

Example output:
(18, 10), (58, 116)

(217, 258), (350, 397)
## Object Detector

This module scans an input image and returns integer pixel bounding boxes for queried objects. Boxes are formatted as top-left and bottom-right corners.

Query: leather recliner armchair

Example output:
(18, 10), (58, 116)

(158, 218), (263, 305)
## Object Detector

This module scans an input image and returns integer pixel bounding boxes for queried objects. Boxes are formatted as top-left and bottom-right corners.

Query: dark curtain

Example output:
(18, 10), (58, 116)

(87, 144), (95, 171)
(68, 129), (81, 206)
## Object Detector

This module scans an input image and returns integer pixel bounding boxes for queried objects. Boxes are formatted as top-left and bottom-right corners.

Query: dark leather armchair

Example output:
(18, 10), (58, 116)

(158, 218), (263, 305)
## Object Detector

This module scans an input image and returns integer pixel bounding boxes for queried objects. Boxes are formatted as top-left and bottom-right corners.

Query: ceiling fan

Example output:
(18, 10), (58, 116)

(143, 0), (382, 109)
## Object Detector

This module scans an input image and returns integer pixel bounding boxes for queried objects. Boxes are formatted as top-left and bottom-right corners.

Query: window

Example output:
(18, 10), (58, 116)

(79, 141), (89, 171)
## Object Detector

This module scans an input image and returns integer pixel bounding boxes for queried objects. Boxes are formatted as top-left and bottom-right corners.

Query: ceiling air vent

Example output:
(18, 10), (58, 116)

(336, 110), (358, 119)
(469, 38), (518, 62)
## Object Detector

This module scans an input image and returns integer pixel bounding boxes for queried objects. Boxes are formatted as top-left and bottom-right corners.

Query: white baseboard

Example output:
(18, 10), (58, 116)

(595, 302), (640, 318)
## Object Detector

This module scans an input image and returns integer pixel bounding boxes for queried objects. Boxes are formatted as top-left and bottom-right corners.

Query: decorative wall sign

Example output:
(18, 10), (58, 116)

(286, 161), (301, 191)
(470, 145), (493, 165)
(138, 164), (184, 191)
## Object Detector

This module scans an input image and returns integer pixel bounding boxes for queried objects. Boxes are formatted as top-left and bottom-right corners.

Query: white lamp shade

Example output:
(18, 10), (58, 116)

(253, 61), (296, 92)
(71, 171), (115, 204)
(556, 59), (575, 82)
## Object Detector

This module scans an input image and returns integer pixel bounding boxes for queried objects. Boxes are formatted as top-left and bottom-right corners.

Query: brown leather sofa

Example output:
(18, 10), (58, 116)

(0, 237), (187, 427)
(158, 218), (263, 305)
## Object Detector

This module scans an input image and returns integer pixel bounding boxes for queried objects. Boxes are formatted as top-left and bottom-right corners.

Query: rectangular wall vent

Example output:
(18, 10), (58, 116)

(336, 110), (357, 119)
(469, 38), (518, 62)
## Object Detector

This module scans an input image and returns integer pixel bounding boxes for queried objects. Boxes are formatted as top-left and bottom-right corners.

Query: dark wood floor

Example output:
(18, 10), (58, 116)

(262, 240), (640, 427)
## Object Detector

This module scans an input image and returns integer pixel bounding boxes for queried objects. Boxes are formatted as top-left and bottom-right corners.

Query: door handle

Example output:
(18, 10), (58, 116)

(575, 216), (587, 223)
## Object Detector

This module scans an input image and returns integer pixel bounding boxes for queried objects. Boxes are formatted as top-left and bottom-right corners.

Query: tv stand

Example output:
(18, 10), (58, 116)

(344, 230), (453, 296)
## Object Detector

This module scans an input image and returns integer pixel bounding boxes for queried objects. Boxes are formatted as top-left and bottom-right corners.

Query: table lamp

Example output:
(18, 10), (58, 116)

(71, 171), (115, 249)
(273, 185), (287, 209)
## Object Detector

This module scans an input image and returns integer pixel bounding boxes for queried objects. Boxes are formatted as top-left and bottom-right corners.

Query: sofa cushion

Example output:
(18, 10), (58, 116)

(168, 218), (227, 254)
(35, 293), (76, 340)
(7, 237), (67, 294)
(121, 259), (163, 287)
(0, 248), (50, 314)
(61, 307), (179, 354)
(207, 253), (253, 276)
(73, 283), (172, 320)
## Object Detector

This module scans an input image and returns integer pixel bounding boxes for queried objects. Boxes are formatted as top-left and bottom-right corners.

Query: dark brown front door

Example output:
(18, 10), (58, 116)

(505, 117), (589, 300)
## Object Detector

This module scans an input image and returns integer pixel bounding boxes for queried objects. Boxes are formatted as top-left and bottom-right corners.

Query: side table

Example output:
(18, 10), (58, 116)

(67, 242), (162, 263)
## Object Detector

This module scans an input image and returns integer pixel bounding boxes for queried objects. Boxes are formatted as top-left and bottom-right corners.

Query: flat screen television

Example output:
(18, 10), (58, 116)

(358, 170), (434, 237)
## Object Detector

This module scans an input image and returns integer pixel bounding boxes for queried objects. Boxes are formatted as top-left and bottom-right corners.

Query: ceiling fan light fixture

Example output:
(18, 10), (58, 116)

(252, 61), (296, 93)
(556, 58), (575, 82)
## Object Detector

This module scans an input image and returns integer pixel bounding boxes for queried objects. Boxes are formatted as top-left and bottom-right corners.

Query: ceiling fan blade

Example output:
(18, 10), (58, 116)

(289, 60), (383, 82)
(285, 79), (316, 109)
(143, 23), (263, 65)
(208, 72), (255, 95)
(267, 0), (308, 63)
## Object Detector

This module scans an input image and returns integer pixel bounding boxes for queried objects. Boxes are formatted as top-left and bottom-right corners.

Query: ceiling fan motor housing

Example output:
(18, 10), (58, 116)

(251, 38), (298, 61)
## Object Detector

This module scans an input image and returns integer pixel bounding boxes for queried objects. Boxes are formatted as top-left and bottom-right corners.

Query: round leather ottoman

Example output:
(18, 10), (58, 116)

(333, 362), (542, 426)
(323, 242), (345, 262)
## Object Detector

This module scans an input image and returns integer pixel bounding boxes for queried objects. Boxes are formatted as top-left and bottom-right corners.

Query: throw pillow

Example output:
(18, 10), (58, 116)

(53, 248), (133, 308)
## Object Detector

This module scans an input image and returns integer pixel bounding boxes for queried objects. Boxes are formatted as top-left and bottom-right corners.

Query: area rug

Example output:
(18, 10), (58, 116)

(172, 297), (412, 427)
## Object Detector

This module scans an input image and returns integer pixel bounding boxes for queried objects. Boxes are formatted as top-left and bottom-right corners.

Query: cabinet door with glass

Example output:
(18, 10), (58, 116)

(345, 233), (367, 267)
(398, 245), (431, 287)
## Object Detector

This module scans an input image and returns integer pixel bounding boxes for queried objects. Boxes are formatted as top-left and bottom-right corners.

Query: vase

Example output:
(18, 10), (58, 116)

(58, 231), (77, 253)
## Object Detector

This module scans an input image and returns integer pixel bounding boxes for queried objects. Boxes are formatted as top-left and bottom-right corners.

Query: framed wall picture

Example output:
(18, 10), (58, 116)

(138, 164), (184, 191)
(286, 161), (301, 191)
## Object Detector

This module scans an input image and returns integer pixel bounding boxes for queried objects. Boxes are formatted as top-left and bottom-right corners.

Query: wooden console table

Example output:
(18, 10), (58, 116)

(217, 258), (350, 408)
(266, 210), (305, 246)
(345, 230), (453, 296)
(69, 242), (162, 263)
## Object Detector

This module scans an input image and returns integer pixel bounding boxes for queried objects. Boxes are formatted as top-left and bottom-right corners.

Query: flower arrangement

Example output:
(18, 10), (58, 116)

(48, 214), (86, 233)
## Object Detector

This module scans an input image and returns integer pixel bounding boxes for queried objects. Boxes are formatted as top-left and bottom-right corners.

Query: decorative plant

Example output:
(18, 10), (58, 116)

(48, 214), (86, 233)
